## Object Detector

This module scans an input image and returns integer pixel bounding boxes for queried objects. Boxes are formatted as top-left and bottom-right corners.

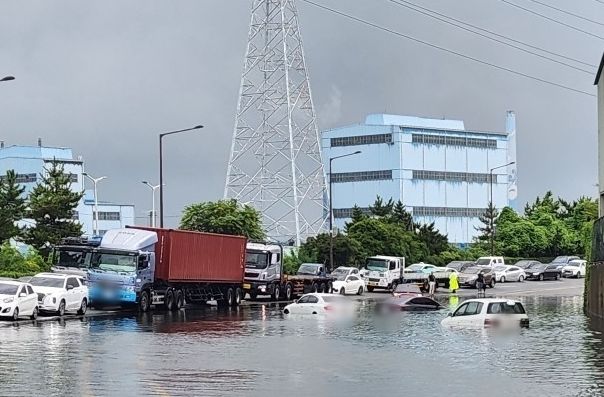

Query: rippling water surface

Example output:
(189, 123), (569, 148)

(1, 295), (603, 396)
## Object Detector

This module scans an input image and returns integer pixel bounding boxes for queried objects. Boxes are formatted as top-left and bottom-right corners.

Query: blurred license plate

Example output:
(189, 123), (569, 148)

(243, 283), (251, 290)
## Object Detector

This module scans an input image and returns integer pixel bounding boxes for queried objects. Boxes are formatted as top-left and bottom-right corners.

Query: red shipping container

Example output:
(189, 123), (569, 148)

(129, 226), (247, 283)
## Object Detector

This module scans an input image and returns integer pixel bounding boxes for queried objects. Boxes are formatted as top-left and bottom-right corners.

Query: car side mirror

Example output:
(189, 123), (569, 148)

(66, 285), (74, 291)
(19, 293), (26, 298)
(447, 312), (453, 317)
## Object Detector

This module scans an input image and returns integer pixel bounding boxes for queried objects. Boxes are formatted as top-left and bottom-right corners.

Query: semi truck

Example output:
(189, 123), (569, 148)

(243, 243), (334, 300)
(50, 237), (100, 278)
(359, 256), (405, 292)
(87, 227), (247, 311)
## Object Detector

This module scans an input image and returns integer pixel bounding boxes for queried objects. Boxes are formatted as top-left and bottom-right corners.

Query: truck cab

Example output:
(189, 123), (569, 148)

(50, 237), (100, 278)
(243, 242), (284, 300)
(475, 256), (505, 268)
(360, 256), (405, 292)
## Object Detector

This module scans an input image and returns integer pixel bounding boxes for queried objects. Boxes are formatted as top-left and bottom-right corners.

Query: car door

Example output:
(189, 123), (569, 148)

(25, 285), (37, 315)
(508, 267), (519, 280)
(346, 276), (360, 293)
(16, 286), (29, 315)
(305, 295), (320, 314)
(450, 301), (484, 328)
(66, 277), (80, 309)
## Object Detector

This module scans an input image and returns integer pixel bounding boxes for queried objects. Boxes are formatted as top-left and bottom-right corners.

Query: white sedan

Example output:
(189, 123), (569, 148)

(283, 293), (353, 315)
(441, 298), (529, 329)
(332, 274), (365, 295)
(0, 280), (38, 321)
(493, 265), (526, 282)
(30, 273), (89, 316)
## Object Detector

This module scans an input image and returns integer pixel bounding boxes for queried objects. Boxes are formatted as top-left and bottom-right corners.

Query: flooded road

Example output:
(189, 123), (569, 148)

(1, 294), (603, 397)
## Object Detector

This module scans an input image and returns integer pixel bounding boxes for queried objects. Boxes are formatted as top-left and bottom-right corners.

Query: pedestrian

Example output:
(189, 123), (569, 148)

(428, 272), (436, 296)
(476, 273), (485, 297)
(449, 271), (459, 294)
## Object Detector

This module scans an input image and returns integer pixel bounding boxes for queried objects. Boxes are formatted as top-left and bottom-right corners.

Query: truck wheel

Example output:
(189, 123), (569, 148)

(174, 290), (184, 311)
(390, 280), (398, 292)
(326, 282), (332, 294)
(367, 286), (374, 292)
(284, 284), (293, 300)
(311, 283), (318, 293)
(139, 290), (150, 312)
(320, 283), (327, 293)
(225, 287), (235, 307)
(272, 285), (281, 301)
(165, 289), (175, 311)
(231, 287), (241, 306)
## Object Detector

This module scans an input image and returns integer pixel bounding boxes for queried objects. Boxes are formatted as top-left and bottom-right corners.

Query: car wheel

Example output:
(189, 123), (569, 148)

(284, 284), (293, 301)
(539, 274), (544, 281)
(139, 290), (150, 312)
(283, 308), (290, 314)
(30, 307), (38, 320)
(555, 273), (561, 281)
(357, 286), (363, 296)
(518, 275), (524, 282)
(77, 299), (87, 315)
(57, 300), (66, 317)
(489, 279), (495, 288)
(340, 287), (346, 295)
(500, 276), (506, 283)
(12, 307), (19, 321)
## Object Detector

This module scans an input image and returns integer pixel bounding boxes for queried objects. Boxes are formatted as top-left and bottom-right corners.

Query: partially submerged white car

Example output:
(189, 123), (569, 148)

(30, 273), (88, 316)
(0, 280), (38, 321)
(562, 260), (587, 278)
(441, 298), (529, 329)
(282, 293), (354, 315)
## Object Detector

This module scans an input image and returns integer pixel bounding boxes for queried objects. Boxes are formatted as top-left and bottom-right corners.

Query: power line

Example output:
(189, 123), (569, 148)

(388, 0), (596, 68)
(498, 0), (604, 40)
(525, 0), (604, 26)
(300, 0), (596, 97)
(387, 0), (594, 74)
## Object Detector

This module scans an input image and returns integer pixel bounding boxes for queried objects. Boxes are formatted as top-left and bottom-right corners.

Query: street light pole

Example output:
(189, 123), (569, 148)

(142, 181), (160, 227)
(329, 150), (361, 271)
(83, 172), (107, 236)
(489, 161), (515, 255)
(159, 125), (203, 228)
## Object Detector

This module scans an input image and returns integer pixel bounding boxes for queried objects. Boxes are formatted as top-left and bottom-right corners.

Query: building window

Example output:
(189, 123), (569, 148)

(331, 133), (392, 147)
(412, 206), (487, 218)
(67, 173), (78, 183)
(96, 211), (121, 221)
(331, 170), (392, 183)
(411, 134), (497, 149)
(412, 170), (493, 183)
(0, 173), (37, 183)
(333, 207), (372, 219)
(72, 211), (79, 220)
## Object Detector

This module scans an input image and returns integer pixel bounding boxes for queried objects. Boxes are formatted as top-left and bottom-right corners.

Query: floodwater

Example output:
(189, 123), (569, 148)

(0, 295), (603, 397)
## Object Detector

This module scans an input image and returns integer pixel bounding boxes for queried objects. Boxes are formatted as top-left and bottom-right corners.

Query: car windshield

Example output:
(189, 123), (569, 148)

(494, 265), (507, 272)
(245, 251), (269, 269)
(298, 264), (319, 275)
(91, 252), (137, 274)
(446, 262), (465, 270)
(53, 248), (92, 269)
(531, 264), (547, 271)
(366, 259), (388, 271)
(475, 259), (491, 266)
(463, 267), (482, 274)
(515, 260), (531, 268)
(331, 268), (351, 278)
(29, 277), (64, 288)
(552, 256), (570, 263)
(0, 283), (18, 295)
(333, 274), (347, 281)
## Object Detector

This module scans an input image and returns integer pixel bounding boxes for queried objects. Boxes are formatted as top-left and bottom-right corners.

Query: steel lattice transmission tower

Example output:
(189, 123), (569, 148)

(225, 0), (327, 245)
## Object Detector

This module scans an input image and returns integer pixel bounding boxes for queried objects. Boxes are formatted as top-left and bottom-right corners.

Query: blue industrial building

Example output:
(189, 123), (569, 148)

(322, 113), (517, 244)
(0, 142), (134, 237)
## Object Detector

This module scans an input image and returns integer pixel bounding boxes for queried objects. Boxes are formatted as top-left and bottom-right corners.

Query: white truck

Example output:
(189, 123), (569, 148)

(243, 242), (287, 300)
(359, 256), (405, 292)
(475, 256), (505, 268)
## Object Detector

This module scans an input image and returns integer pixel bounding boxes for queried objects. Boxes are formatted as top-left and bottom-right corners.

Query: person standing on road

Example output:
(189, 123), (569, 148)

(449, 271), (459, 294)
(428, 273), (436, 296)
(476, 273), (485, 297)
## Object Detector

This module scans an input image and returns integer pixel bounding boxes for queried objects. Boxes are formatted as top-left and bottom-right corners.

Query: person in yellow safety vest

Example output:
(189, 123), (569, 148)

(449, 271), (459, 294)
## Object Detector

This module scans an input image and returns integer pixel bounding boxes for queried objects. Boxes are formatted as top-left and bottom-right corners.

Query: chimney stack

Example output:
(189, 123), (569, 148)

(0, 141), (4, 149)
(37, 138), (42, 147)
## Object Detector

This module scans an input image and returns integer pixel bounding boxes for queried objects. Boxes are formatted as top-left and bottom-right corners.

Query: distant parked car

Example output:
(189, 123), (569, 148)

(282, 293), (353, 315)
(441, 298), (529, 329)
(445, 261), (475, 273)
(459, 267), (495, 288)
(549, 256), (581, 272)
(404, 263), (437, 274)
(0, 280), (38, 321)
(514, 260), (543, 270)
(562, 260), (587, 278)
(331, 273), (365, 295)
(376, 295), (442, 312)
(330, 266), (360, 279)
(30, 273), (89, 316)
(493, 265), (526, 283)
(474, 256), (505, 268)
(524, 264), (562, 281)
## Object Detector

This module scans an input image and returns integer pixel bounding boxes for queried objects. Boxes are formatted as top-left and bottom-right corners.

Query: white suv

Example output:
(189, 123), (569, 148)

(30, 273), (88, 316)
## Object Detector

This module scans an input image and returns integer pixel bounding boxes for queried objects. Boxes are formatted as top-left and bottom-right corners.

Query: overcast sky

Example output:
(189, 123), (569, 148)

(0, 0), (601, 226)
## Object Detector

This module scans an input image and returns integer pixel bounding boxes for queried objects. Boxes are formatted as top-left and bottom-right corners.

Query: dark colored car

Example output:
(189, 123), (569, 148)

(376, 295), (441, 312)
(446, 261), (476, 273)
(514, 260), (543, 270)
(548, 256), (581, 272)
(525, 264), (562, 281)
(458, 267), (495, 288)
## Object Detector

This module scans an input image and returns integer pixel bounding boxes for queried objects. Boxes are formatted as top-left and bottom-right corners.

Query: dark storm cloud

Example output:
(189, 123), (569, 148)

(0, 0), (600, 225)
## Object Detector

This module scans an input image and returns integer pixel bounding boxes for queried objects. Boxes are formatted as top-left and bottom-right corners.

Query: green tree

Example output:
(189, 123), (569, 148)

(475, 201), (498, 247)
(180, 199), (265, 240)
(298, 233), (362, 268)
(391, 200), (414, 231)
(0, 170), (26, 243)
(344, 205), (367, 233)
(416, 222), (449, 256)
(25, 161), (83, 254)
(0, 244), (48, 278)
(370, 196), (394, 217)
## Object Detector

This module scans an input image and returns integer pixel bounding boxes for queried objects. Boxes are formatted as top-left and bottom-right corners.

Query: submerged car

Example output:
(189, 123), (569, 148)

(562, 260), (587, 278)
(376, 295), (441, 312)
(0, 280), (38, 321)
(392, 284), (423, 298)
(525, 264), (561, 281)
(441, 298), (529, 329)
(282, 293), (353, 315)
(458, 267), (495, 288)
(331, 273), (365, 295)
(493, 265), (526, 283)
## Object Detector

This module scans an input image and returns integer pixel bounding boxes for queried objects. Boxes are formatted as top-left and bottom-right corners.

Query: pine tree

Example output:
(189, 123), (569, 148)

(475, 201), (499, 244)
(0, 170), (26, 243)
(392, 200), (414, 231)
(370, 196), (394, 217)
(25, 161), (83, 253)
(344, 205), (367, 233)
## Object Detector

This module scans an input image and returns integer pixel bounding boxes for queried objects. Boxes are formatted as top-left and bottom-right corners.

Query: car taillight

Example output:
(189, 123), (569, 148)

(324, 305), (334, 311)
(484, 318), (500, 327)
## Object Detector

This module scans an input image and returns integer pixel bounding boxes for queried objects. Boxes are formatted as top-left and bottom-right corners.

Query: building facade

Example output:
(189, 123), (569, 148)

(322, 113), (516, 244)
(0, 143), (134, 237)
